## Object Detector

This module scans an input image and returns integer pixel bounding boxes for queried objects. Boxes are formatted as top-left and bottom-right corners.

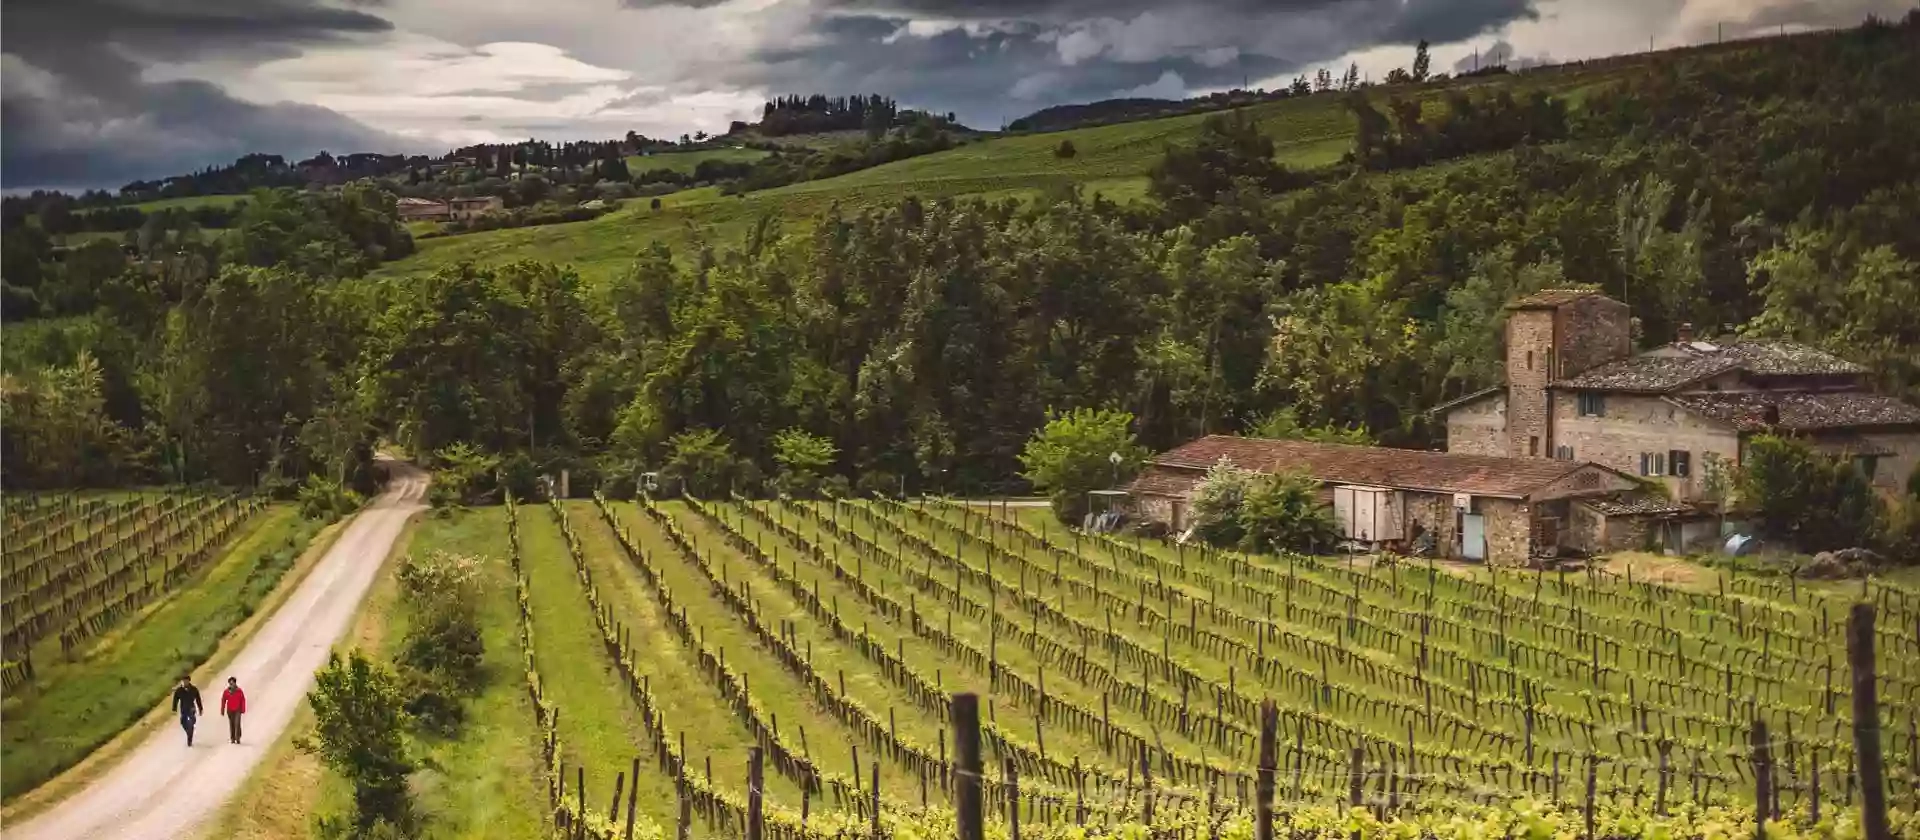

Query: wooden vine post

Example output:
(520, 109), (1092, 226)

(1750, 719), (1773, 839)
(747, 747), (765, 840)
(1256, 700), (1278, 840)
(954, 693), (985, 840)
(1847, 603), (1890, 840)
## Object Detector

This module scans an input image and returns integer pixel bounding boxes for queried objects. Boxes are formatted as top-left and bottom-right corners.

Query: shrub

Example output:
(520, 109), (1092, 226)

(855, 470), (901, 498)
(772, 428), (837, 498)
(662, 428), (746, 498)
(1055, 139), (1078, 159)
(1737, 434), (1880, 553)
(1190, 458), (1256, 546)
(298, 475), (363, 521)
(1237, 470), (1340, 554)
(299, 651), (414, 833)
(427, 443), (498, 509)
(395, 550), (485, 693)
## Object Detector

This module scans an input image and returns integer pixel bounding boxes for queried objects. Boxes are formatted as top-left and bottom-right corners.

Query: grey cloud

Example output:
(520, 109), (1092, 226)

(1451, 39), (1551, 73)
(2, 0), (409, 190)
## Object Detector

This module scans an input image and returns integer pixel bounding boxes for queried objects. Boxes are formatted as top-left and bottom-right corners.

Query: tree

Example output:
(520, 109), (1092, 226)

(772, 427), (837, 497)
(1237, 470), (1340, 554)
(1018, 407), (1147, 524)
(1289, 75), (1311, 96)
(1412, 39), (1432, 82)
(1342, 62), (1360, 91)
(1055, 139), (1078, 159)
(1314, 68), (1333, 92)
(1249, 406), (1375, 445)
(1737, 434), (1881, 553)
(298, 651), (414, 833)
(1149, 113), (1302, 219)
(663, 428), (744, 497)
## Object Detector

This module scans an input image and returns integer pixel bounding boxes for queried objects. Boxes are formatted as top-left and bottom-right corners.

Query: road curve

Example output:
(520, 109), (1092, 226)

(3, 462), (428, 840)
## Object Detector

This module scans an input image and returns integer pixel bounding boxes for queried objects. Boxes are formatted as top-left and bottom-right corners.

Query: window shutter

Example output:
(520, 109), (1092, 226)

(1639, 453), (1648, 475)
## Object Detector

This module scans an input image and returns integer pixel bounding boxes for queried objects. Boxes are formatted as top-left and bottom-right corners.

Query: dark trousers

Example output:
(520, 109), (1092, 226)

(227, 712), (243, 743)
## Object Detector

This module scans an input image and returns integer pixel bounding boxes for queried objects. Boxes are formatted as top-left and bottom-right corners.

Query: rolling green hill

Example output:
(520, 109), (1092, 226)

(373, 63), (1630, 286)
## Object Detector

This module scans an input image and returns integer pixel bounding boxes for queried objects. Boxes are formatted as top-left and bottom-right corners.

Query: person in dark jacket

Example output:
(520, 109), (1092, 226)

(171, 675), (204, 746)
(220, 677), (247, 744)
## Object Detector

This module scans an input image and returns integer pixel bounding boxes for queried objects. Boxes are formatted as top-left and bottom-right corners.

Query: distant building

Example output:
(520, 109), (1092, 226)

(395, 195), (502, 223)
(1127, 436), (1637, 565)
(1437, 289), (1920, 551)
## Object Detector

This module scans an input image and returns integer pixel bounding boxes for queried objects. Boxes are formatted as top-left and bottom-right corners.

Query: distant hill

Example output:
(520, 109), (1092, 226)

(1007, 98), (1185, 133)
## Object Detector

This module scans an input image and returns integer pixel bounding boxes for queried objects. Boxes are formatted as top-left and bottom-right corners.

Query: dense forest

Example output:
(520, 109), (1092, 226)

(3, 18), (1917, 509)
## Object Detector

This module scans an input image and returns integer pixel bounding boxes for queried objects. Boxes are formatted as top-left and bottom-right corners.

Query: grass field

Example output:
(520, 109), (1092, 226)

(469, 490), (1920, 837)
(0, 499), (314, 800)
(626, 146), (772, 175)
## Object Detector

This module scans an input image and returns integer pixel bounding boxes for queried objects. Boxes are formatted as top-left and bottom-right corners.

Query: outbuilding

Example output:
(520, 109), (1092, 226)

(1126, 435), (1640, 565)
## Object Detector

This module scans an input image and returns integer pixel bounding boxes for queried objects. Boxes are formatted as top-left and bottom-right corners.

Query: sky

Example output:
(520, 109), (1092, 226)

(2, 0), (1911, 191)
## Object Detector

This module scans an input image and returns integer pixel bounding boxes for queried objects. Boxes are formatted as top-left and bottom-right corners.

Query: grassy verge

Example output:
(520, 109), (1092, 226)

(216, 507), (549, 840)
(1, 505), (328, 807)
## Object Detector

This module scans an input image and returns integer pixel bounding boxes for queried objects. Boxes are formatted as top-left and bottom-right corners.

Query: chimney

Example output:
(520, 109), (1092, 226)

(1676, 322), (1694, 344)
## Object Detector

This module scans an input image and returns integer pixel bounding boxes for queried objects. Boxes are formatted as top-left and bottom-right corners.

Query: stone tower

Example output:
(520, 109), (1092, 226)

(1503, 290), (1631, 459)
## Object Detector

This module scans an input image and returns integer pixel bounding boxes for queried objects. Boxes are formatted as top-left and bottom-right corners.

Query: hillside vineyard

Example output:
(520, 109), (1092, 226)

(499, 493), (1919, 838)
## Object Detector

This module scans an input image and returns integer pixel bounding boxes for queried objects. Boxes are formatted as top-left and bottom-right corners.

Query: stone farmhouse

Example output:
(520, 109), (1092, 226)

(1438, 289), (1920, 550)
(1125, 289), (1920, 564)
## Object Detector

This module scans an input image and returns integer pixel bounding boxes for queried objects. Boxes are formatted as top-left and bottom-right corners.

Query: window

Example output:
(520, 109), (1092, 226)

(1639, 451), (1668, 477)
(1555, 445), (1574, 460)
(1547, 348), (1558, 378)
(1669, 450), (1691, 478)
(1526, 350), (1534, 370)
(1577, 393), (1606, 417)
(1529, 436), (1540, 457)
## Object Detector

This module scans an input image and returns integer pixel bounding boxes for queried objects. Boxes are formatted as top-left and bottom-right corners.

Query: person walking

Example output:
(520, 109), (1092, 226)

(171, 675), (203, 747)
(220, 677), (247, 744)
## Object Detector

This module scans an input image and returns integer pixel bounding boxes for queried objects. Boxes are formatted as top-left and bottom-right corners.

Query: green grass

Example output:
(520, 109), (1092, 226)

(626, 146), (771, 175)
(0, 505), (309, 800)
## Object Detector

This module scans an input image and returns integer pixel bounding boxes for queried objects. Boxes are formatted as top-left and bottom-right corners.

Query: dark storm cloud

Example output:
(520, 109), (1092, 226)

(2, 0), (409, 190)
(653, 0), (1536, 130)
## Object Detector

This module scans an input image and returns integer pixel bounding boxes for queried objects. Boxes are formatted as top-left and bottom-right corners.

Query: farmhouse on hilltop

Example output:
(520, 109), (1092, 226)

(1126, 289), (1920, 564)
(394, 195), (504, 223)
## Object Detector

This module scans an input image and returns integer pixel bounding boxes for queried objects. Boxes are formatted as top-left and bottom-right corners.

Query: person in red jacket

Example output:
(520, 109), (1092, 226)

(219, 677), (247, 744)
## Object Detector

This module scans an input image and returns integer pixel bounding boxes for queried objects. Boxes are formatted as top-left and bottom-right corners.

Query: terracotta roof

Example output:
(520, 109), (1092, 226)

(1128, 467), (1204, 497)
(1579, 492), (1695, 517)
(1557, 339), (1866, 392)
(396, 197), (444, 207)
(1667, 391), (1920, 431)
(1136, 435), (1614, 499)
(1506, 289), (1611, 310)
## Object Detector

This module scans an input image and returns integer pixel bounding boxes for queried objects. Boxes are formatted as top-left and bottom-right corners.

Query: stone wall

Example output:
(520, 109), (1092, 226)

(1556, 296), (1632, 379)
(1135, 494), (1181, 530)
(1445, 392), (1507, 456)
(1505, 309), (1556, 459)
(1857, 430), (1920, 493)
(1403, 491), (1459, 557)
(1481, 497), (1532, 566)
(1552, 393), (1739, 501)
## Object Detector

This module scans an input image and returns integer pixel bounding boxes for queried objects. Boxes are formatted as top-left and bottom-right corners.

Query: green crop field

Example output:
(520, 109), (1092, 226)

(370, 65), (1643, 289)
(488, 491), (1920, 839)
(116, 194), (250, 214)
(626, 146), (773, 175)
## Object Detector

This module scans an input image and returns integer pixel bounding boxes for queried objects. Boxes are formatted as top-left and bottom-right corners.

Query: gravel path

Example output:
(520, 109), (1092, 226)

(2, 463), (427, 840)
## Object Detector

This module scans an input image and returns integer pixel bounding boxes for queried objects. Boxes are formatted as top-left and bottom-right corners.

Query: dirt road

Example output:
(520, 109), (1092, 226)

(2, 463), (428, 840)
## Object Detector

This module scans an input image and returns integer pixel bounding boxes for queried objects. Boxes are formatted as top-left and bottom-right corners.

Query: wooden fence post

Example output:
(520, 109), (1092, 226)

(1006, 757), (1021, 840)
(1584, 754), (1598, 840)
(1847, 604), (1891, 840)
(954, 693), (984, 840)
(1257, 701), (1277, 840)
(1751, 719), (1773, 839)
(748, 747), (765, 840)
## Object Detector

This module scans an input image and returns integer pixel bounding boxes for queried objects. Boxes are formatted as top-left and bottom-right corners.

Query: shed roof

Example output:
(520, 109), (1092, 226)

(1666, 391), (1920, 431)
(1578, 492), (1695, 517)
(1506, 289), (1612, 310)
(1135, 435), (1618, 499)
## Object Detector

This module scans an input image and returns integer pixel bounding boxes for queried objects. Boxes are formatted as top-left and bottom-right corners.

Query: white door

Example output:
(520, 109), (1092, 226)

(1462, 514), (1487, 561)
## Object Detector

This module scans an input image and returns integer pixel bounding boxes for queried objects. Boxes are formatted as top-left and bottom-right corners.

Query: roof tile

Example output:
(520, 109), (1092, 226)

(1135, 435), (1606, 499)
(1667, 391), (1920, 431)
(1506, 289), (1610, 310)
